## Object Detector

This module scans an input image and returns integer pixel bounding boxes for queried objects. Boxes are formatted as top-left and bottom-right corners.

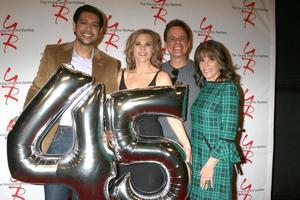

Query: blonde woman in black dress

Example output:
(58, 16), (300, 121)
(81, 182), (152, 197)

(117, 28), (191, 194)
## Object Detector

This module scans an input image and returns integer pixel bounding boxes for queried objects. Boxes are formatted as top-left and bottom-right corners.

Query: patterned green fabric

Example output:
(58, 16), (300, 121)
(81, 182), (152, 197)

(190, 81), (240, 200)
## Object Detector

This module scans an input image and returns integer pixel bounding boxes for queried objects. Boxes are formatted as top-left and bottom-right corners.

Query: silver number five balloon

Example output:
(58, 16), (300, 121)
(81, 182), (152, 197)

(106, 84), (191, 199)
(7, 65), (191, 200)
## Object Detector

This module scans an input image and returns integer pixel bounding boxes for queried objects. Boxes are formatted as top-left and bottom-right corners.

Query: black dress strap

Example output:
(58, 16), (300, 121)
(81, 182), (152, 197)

(119, 69), (127, 90)
(148, 70), (161, 86)
(120, 70), (161, 90)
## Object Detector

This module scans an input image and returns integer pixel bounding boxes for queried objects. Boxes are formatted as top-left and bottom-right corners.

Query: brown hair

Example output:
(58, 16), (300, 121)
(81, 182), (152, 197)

(194, 40), (237, 87)
(163, 19), (192, 43)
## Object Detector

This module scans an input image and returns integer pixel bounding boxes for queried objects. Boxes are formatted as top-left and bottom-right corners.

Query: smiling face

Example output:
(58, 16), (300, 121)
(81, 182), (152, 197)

(133, 33), (154, 64)
(73, 11), (101, 46)
(165, 26), (189, 60)
(198, 53), (221, 82)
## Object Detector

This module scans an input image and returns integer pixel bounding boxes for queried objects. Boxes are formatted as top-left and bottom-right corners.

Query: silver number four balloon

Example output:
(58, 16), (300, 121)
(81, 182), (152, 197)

(7, 65), (191, 200)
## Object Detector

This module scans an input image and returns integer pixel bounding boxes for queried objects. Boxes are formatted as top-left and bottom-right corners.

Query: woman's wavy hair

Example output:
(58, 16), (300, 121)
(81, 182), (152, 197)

(125, 29), (162, 70)
(193, 40), (238, 88)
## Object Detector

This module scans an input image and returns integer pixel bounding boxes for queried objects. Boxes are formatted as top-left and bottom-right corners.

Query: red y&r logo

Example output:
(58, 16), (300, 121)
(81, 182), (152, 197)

(1, 15), (18, 53)
(241, 133), (254, 164)
(243, 88), (255, 119)
(198, 17), (213, 43)
(242, 41), (256, 75)
(151, 0), (167, 25)
(104, 15), (120, 52)
(52, 0), (70, 24)
(2, 67), (19, 105)
(239, 177), (253, 200)
(9, 178), (26, 200)
(242, 0), (256, 28)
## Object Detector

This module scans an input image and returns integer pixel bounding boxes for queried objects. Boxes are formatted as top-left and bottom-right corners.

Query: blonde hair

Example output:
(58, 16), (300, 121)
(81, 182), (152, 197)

(124, 29), (162, 70)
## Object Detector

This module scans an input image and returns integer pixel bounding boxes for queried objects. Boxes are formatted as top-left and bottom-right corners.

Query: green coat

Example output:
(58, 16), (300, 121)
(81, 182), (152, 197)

(190, 81), (240, 200)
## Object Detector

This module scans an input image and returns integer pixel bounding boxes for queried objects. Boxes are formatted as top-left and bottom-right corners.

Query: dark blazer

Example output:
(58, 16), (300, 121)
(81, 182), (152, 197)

(24, 41), (120, 152)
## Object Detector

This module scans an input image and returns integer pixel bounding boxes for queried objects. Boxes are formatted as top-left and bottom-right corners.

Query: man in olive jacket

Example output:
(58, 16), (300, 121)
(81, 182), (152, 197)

(23, 4), (120, 200)
(24, 42), (120, 151)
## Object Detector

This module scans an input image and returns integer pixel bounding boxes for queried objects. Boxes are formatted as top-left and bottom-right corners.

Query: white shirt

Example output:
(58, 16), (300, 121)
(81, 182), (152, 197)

(59, 47), (94, 126)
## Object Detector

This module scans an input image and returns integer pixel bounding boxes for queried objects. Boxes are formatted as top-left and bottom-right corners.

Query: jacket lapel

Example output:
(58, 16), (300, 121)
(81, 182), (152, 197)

(92, 49), (105, 81)
(60, 42), (74, 64)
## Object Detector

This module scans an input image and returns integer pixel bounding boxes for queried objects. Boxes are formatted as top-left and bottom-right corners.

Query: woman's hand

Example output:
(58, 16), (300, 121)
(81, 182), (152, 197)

(200, 157), (218, 190)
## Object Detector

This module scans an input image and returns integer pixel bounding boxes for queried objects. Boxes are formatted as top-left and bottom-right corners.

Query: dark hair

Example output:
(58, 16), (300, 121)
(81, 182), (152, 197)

(73, 4), (106, 29)
(125, 29), (162, 70)
(163, 19), (192, 42)
(193, 40), (237, 88)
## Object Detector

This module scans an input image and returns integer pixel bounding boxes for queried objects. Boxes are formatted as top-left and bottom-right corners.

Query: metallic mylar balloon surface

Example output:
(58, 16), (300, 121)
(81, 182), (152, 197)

(7, 65), (191, 200)
(106, 84), (191, 200)
(7, 65), (115, 199)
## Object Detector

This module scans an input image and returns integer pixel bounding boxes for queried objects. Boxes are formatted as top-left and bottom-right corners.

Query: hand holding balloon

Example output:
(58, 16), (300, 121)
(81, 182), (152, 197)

(7, 66), (191, 200)
(7, 66), (115, 200)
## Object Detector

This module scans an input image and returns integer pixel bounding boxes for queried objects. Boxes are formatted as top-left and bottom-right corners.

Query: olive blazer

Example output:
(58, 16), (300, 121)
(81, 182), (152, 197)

(24, 41), (120, 152)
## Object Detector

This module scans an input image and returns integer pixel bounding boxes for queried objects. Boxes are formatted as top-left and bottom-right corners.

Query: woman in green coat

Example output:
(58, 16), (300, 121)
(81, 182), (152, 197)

(190, 40), (241, 199)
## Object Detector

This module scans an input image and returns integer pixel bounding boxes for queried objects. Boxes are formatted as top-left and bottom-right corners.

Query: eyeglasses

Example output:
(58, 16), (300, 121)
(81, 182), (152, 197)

(171, 68), (179, 84)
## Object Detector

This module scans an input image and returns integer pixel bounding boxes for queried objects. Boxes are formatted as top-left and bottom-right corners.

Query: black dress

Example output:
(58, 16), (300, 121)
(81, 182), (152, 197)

(117, 69), (164, 194)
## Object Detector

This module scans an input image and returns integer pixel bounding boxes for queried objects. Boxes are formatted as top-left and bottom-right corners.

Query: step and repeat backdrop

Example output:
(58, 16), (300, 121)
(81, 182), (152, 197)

(0, 0), (275, 199)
